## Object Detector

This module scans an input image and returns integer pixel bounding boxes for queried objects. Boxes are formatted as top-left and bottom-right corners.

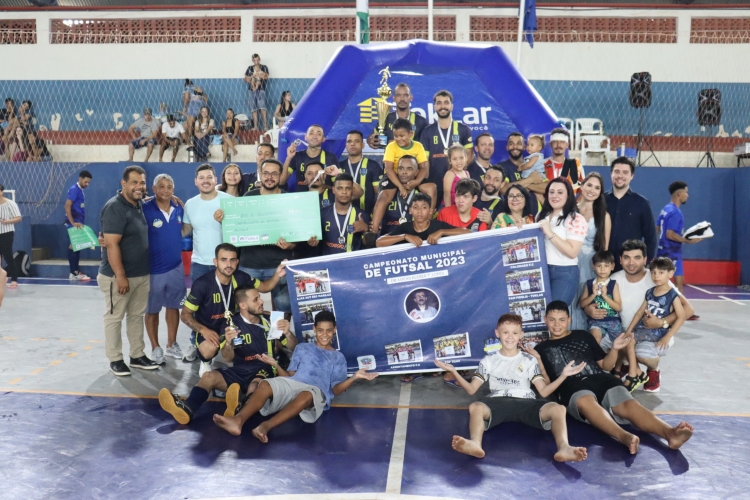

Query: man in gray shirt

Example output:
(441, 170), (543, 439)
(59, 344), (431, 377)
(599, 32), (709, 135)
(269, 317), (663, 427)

(128, 107), (160, 162)
(98, 165), (159, 376)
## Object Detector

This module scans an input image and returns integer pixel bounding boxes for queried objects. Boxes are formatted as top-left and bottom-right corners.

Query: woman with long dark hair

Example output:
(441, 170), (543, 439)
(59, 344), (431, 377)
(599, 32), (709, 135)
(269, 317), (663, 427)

(217, 163), (245, 197)
(537, 177), (589, 305)
(273, 91), (295, 128)
(192, 106), (214, 161)
(491, 184), (536, 229)
(221, 108), (240, 161)
(572, 172), (611, 329)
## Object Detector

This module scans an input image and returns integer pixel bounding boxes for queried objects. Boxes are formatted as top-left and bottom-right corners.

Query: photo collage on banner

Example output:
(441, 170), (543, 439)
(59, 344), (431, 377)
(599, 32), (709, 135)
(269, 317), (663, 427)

(292, 270), (340, 351)
(501, 236), (550, 347)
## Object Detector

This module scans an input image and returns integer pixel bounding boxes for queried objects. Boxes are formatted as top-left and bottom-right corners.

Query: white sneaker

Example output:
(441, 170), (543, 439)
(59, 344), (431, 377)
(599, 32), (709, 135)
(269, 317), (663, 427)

(165, 342), (184, 359)
(152, 346), (166, 365)
(183, 343), (197, 362)
(199, 360), (213, 377)
(69, 272), (92, 281)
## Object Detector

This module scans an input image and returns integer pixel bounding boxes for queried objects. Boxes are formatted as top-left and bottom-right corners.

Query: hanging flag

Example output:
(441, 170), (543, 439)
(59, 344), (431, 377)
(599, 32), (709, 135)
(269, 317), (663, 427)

(356, 0), (370, 44)
(522, 0), (537, 47)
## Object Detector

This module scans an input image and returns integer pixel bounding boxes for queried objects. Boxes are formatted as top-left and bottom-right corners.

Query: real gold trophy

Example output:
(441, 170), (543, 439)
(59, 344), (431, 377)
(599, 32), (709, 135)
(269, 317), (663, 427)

(375, 67), (393, 147)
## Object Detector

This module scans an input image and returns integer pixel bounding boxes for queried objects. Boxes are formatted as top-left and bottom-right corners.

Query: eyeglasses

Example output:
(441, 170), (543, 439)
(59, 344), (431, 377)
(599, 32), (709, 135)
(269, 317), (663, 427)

(507, 194), (525, 199)
(261, 172), (280, 178)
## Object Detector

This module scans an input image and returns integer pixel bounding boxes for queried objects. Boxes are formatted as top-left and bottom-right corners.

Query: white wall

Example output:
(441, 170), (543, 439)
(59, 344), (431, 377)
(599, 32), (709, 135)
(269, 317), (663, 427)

(0, 7), (748, 83)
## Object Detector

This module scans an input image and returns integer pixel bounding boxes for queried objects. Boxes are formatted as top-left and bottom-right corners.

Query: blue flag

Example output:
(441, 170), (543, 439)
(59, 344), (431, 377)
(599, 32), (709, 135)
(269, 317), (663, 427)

(522, 0), (537, 47)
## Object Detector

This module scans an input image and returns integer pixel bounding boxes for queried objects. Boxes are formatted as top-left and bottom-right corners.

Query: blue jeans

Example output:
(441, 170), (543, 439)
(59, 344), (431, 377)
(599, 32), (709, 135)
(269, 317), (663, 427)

(548, 265), (580, 309)
(188, 263), (215, 345)
(240, 266), (290, 313)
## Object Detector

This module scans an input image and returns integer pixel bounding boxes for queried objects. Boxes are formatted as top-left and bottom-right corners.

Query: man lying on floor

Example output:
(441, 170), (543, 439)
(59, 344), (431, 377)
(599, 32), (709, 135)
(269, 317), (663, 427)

(213, 310), (379, 442)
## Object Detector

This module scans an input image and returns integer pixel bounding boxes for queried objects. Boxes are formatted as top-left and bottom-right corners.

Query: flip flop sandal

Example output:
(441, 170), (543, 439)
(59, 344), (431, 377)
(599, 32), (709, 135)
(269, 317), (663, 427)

(624, 374), (645, 393)
(444, 379), (462, 388)
(400, 374), (424, 384)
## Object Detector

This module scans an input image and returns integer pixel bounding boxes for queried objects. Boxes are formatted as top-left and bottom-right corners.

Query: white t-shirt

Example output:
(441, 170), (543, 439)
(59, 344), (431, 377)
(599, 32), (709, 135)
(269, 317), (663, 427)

(162, 122), (185, 139)
(543, 212), (588, 266)
(474, 351), (543, 399)
(612, 269), (680, 329)
(183, 191), (232, 265)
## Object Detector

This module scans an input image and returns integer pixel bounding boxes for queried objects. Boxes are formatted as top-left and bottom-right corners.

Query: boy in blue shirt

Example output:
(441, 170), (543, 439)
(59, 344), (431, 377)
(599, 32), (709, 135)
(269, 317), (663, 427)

(656, 181), (703, 294)
(64, 170), (92, 280)
(213, 311), (379, 442)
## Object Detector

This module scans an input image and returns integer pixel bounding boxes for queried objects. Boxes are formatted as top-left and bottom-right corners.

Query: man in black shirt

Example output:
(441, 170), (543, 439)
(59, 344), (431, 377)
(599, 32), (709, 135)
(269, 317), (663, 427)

(533, 301), (694, 455)
(282, 124), (338, 192)
(181, 243), (285, 376)
(241, 142), (275, 193)
(160, 285), (297, 425)
(467, 132), (495, 183)
(328, 130), (382, 216)
(606, 157), (657, 271)
(376, 192), (469, 247)
(367, 82), (428, 149)
(473, 165), (506, 227)
(98, 166), (159, 376)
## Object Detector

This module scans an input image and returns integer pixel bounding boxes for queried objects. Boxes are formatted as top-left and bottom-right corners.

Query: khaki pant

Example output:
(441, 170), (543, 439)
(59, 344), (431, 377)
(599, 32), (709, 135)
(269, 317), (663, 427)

(98, 274), (150, 362)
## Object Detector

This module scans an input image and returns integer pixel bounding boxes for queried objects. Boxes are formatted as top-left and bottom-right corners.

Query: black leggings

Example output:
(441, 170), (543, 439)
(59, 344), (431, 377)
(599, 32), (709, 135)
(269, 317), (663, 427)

(0, 231), (18, 282)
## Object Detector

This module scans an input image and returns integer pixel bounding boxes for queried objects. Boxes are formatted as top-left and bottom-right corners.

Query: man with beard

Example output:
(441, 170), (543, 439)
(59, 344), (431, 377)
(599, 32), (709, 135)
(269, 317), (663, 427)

(241, 142), (275, 193)
(497, 132), (546, 214)
(473, 165), (506, 227)
(326, 130), (382, 216)
(181, 243), (286, 377)
(367, 82), (428, 149)
(409, 290), (437, 322)
(371, 155), (421, 235)
(542, 128), (585, 194)
(308, 173), (370, 255)
(98, 166), (159, 376)
(656, 181), (702, 295)
(467, 133), (494, 183)
(420, 90), (473, 203)
(282, 124), (338, 192)
(605, 157), (657, 272)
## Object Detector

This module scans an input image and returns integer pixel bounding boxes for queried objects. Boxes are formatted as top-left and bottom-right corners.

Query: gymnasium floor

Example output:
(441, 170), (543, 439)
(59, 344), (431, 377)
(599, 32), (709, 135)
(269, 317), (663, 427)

(1, 279), (749, 500)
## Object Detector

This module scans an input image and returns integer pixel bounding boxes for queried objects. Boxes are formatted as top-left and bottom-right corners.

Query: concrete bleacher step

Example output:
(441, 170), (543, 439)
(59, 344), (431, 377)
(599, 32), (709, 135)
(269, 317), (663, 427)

(31, 259), (100, 278)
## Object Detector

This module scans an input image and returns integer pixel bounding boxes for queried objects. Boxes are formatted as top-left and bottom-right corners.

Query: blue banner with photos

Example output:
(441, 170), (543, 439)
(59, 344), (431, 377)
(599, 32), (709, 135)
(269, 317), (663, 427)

(285, 226), (552, 375)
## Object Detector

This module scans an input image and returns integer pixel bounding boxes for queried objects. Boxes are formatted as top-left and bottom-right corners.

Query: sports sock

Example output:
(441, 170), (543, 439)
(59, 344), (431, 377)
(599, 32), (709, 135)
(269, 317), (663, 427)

(184, 386), (209, 413)
(68, 247), (80, 274)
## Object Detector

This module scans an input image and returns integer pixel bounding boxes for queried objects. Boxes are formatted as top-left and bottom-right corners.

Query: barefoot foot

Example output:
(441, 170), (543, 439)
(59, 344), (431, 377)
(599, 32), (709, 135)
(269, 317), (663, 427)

(554, 445), (588, 462)
(213, 413), (242, 436)
(667, 421), (694, 450)
(451, 435), (485, 458)
(619, 433), (640, 454)
(252, 424), (269, 444)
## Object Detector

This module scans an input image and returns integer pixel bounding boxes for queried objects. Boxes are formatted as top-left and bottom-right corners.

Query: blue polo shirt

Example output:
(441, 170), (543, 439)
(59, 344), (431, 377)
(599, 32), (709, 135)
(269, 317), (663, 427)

(66, 182), (86, 224)
(142, 199), (184, 275)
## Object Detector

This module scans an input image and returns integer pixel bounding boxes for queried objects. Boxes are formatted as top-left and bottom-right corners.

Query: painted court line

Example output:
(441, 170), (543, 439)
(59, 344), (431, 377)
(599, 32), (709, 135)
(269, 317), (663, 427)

(687, 284), (750, 296)
(719, 295), (746, 305)
(385, 383), (411, 495)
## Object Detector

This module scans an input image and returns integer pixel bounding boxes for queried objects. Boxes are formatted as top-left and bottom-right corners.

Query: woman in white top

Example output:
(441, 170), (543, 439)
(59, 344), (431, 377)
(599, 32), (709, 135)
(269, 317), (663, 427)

(0, 184), (23, 289)
(572, 172), (612, 329)
(537, 177), (589, 306)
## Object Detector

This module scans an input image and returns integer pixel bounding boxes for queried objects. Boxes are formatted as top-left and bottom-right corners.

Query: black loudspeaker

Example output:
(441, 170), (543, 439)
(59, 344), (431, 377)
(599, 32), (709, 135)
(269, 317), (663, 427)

(629, 72), (652, 108)
(697, 89), (722, 126)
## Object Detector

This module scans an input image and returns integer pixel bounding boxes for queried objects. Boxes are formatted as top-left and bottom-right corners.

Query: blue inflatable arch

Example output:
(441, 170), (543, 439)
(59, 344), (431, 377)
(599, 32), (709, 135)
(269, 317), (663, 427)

(279, 40), (559, 164)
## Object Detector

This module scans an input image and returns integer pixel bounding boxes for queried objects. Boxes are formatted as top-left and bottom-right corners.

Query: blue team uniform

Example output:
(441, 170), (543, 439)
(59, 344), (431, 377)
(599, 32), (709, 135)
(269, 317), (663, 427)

(320, 204), (368, 255)
(657, 202), (684, 276)
(142, 199), (184, 275)
(65, 183), (86, 226)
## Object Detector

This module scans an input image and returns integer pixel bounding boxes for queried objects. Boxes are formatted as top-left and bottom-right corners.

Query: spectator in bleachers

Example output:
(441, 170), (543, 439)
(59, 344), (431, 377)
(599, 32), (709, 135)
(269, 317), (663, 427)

(192, 106), (215, 162)
(18, 100), (35, 138)
(491, 184), (535, 229)
(221, 108), (240, 162)
(184, 79), (208, 140)
(245, 54), (270, 132)
(218, 163), (244, 197)
(474, 165), (506, 226)
(0, 183), (22, 289)
(274, 90), (295, 128)
(497, 132), (546, 212)
(367, 83), (427, 149)
(65, 170), (93, 281)
(8, 126), (35, 162)
(542, 128), (585, 195)
(467, 132), (494, 183)
(1, 98), (19, 156)
(128, 108), (159, 162)
(159, 114), (187, 162)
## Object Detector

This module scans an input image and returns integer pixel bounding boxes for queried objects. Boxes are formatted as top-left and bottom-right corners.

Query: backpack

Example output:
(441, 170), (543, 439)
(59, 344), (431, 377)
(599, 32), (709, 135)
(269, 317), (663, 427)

(4, 250), (31, 277)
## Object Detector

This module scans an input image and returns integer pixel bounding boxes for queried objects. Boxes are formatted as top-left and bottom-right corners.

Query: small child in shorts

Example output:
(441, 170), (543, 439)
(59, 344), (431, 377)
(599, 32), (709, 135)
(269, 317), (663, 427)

(579, 251), (623, 345)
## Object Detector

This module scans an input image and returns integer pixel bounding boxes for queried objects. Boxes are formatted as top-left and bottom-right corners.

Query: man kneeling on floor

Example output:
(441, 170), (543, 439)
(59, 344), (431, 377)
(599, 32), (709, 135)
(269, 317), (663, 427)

(436, 313), (588, 462)
(534, 300), (694, 454)
(213, 310), (379, 442)
(159, 285), (296, 424)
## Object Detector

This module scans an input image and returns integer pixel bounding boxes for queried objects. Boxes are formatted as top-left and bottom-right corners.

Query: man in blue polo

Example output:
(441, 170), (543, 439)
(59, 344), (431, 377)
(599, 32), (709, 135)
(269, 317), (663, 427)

(64, 170), (93, 281)
(142, 174), (187, 365)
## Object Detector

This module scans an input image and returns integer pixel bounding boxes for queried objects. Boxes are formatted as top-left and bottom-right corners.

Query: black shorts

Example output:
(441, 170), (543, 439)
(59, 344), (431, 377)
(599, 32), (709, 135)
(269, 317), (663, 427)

(479, 397), (555, 431)
(559, 373), (626, 406)
(379, 176), (433, 191)
(195, 332), (225, 362)
(216, 365), (273, 394)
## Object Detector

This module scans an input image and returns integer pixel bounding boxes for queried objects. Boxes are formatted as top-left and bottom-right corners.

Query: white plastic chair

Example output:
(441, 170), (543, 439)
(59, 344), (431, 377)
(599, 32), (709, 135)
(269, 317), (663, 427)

(263, 127), (280, 149)
(575, 118), (604, 150)
(580, 135), (612, 167)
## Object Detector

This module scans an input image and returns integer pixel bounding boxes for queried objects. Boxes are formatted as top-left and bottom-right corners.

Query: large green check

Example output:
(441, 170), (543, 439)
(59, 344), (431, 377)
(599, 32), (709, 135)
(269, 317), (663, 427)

(221, 192), (322, 247)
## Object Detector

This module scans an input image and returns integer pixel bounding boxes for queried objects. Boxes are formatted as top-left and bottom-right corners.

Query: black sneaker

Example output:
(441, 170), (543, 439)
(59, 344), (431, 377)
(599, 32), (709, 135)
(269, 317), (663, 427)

(158, 388), (193, 425)
(130, 355), (159, 370)
(110, 360), (132, 376)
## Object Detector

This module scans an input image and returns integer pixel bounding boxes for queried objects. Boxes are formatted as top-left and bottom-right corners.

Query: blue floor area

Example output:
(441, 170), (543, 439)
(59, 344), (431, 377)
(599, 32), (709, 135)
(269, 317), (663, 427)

(0, 393), (395, 499)
(402, 409), (750, 499)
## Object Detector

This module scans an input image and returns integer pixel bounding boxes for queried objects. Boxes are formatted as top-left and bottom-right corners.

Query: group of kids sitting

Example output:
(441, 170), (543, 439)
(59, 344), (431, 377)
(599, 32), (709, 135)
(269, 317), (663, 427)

(158, 250), (693, 458)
